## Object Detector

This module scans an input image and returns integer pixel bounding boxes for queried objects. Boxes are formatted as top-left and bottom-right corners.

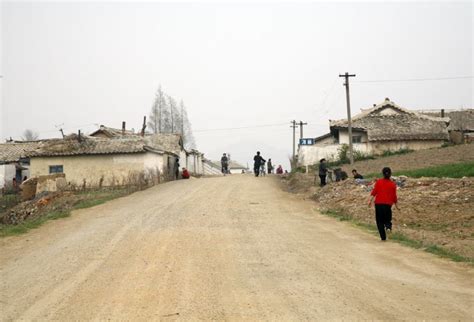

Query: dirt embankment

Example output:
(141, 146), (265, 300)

(339, 143), (474, 175)
(284, 144), (474, 260)
(313, 177), (473, 260)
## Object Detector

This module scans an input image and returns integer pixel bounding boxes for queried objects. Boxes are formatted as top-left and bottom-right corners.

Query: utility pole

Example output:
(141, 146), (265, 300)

(141, 116), (147, 136)
(299, 121), (308, 140)
(339, 72), (356, 165)
(290, 120), (299, 167)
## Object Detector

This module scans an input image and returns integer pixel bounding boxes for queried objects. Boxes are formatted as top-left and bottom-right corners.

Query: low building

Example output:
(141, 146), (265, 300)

(185, 149), (204, 175)
(0, 141), (40, 191)
(228, 161), (248, 174)
(26, 133), (183, 188)
(444, 110), (474, 143)
(298, 98), (450, 166)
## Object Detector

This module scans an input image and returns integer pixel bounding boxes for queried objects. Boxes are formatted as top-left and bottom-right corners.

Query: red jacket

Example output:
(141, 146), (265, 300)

(371, 178), (397, 205)
(182, 169), (190, 179)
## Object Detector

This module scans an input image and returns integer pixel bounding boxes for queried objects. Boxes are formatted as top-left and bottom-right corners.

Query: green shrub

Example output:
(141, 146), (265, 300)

(393, 162), (474, 178)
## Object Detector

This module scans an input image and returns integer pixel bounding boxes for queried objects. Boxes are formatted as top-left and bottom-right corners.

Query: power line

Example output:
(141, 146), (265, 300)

(355, 76), (473, 83)
(194, 122), (288, 133)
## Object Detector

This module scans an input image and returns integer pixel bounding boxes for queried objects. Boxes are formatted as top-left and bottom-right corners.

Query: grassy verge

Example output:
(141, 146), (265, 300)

(320, 208), (473, 264)
(0, 189), (133, 238)
(365, 161), (474, 179)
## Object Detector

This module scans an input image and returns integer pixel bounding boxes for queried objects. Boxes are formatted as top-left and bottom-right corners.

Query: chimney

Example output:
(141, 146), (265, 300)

(78, 130), (82, 142)
(122, 121), (126, 135)
(141, 116), (146, 137)
(385, 97), (390, 101)
(441, 109), (445, 118)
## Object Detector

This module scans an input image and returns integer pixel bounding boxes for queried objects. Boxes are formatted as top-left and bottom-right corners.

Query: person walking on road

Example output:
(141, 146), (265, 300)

(368, 167), (399, 241)
(318, 158), (328, 187)
(253, 151), (266, 177)
(267, 158), (273, 174)
(221, 153), (229, 174)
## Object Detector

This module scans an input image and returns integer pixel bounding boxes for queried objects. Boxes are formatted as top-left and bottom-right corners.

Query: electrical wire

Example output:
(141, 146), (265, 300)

(354, 76), (473, 83)
(194, 122), (289, 133)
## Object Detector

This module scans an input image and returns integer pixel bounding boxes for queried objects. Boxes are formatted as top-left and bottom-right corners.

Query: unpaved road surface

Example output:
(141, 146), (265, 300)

(1, 175), (473, 320)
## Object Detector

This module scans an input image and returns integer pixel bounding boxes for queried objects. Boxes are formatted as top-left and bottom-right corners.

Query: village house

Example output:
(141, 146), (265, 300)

(185, 149), (204, 175)
(90, 124), (206, 176)
(445, 110), (474, 143)
(0, 141), (40, 191)
(298, 98), (450, 166)
(26, 133), (183, 188)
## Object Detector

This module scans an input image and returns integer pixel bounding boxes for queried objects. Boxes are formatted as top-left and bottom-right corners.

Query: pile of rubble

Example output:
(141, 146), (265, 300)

(0, 192), (78, 225)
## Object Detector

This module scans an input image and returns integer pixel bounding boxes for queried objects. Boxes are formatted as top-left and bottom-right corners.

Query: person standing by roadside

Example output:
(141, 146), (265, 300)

(253, 151), (266, 177)
(318, 158), (328, 186)
(221, 153), (229, 174)
(267, 158), (273, 174)
(368, 167), (399, 241)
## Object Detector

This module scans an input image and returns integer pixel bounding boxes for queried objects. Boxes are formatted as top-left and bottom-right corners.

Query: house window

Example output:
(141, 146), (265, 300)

(49, 165), (63, 174)
(352, 136), (362, 143)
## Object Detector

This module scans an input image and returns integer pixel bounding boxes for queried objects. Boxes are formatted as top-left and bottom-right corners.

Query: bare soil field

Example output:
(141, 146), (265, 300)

(340, 143), (474, 175)
(312, 176), (474, 260)
(1, 175), (472, 320)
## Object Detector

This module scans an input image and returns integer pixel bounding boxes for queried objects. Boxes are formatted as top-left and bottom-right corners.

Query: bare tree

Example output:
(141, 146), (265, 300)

(147, 87), (196, 149)
(22, 129), (39, 141)
(148, 86), (167, 134)
(180, 100), (196, 149)
(167, 95), (178, 133)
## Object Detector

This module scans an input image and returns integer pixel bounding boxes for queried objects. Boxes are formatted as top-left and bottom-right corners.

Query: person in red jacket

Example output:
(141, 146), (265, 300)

(368, 167), (399, 241)
(181, 167), (190, 179)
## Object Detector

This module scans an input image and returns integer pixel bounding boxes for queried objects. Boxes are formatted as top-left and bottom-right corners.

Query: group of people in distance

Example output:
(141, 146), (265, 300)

(219, 151), (284, 176)
(318, 158), (398, 242)
(253, 151), (284, 177)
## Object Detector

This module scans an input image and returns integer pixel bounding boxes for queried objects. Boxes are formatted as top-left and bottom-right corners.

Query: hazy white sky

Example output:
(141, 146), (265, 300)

(1, 1), (472, 168)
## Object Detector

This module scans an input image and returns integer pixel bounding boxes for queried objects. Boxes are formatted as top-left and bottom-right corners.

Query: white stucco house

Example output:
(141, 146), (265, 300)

(298, 98), (450, 166)
(26, 133), (184, 188)
(185, 149), (204, 175)
(228, 161), (248, 174)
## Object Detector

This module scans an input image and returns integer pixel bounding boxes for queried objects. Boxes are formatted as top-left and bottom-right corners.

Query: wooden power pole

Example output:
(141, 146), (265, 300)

(291, 120), (299, 167)
(299, 121), (308, 139)
(339, 72), (356, 165)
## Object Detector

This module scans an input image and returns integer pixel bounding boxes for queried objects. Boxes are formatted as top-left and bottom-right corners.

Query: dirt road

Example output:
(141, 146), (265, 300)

(1, 176), (473, 320)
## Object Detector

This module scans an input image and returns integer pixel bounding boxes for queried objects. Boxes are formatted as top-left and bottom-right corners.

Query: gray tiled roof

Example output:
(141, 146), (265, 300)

(26, 133), (183, 157)
(146, 134), (183, 155)
(27, 136), (146, 157)
(89, 125), (138, 138)
(0, 141), (42, 163)
(446, 110), (474, 131)
(330, 99), (449, 141)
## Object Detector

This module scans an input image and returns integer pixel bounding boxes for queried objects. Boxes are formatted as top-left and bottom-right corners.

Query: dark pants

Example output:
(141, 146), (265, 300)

(254, 165), (260, 177)
(375, 204), (392, 240)
(319, 175), (326, 186)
